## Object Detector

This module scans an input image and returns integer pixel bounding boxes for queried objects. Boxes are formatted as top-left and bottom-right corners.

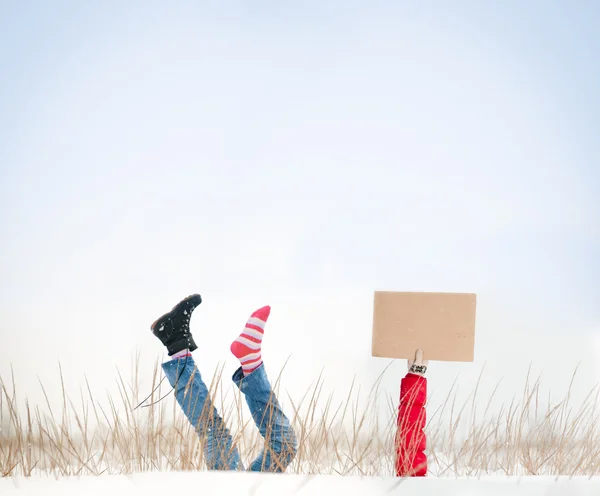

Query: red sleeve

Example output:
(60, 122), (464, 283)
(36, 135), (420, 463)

(395, 373), (427, 477)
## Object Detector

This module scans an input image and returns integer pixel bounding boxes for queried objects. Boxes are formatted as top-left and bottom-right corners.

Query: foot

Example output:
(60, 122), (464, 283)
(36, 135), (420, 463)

(230, 306), (270, 376)
(151, 294), (202, 356)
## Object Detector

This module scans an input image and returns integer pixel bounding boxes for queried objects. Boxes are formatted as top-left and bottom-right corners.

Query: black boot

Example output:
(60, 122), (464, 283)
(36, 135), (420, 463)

(151, 294), (202, 356)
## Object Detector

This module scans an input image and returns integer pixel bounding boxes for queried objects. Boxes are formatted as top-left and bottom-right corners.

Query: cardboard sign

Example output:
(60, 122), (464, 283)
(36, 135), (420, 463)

(371, 291), (476, 362)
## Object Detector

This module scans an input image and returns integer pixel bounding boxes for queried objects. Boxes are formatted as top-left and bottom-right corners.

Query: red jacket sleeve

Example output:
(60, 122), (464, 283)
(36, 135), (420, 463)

(395, 373), (427, 477)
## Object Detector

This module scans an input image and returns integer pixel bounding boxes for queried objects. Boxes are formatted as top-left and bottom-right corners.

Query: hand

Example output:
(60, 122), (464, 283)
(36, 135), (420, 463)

(408, 349), (428, 376)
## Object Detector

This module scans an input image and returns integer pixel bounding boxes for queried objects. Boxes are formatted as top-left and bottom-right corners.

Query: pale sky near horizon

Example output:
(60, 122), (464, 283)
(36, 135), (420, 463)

(1, 1), (599, 423)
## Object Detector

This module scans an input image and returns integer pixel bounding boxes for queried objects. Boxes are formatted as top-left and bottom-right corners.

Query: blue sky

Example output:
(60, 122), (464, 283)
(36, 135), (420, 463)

(1, 1), (599, 417)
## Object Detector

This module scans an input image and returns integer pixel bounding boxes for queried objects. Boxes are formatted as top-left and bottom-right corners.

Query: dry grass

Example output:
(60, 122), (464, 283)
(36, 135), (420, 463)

(1, 360), (599, 478)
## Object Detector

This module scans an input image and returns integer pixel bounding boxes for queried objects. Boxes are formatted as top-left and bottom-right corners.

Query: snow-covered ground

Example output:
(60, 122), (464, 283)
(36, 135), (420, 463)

(2, 472), (600, 496)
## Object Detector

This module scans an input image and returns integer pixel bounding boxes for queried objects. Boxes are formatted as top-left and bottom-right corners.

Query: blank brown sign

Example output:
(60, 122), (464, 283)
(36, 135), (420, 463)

(371, 291), (477, 362)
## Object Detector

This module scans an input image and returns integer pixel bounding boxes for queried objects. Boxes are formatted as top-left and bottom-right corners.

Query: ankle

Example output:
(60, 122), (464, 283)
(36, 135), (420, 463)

(171, 349), (191, 360)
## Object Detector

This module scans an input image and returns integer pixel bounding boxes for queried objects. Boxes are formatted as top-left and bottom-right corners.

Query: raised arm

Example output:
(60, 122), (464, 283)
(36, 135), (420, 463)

(395, 349), (428, 477)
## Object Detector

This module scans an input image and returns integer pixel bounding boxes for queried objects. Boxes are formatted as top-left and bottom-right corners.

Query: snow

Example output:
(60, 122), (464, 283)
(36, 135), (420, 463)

(2, 472), (600, 496)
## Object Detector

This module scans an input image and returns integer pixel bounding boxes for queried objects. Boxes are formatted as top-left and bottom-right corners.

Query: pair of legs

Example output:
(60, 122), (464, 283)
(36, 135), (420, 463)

(152, 295), (297, 472)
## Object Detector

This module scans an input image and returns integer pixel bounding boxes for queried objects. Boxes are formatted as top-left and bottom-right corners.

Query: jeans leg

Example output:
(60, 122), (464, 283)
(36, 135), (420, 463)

(232, 364), (297, 472)
(162, 356), (241, 470)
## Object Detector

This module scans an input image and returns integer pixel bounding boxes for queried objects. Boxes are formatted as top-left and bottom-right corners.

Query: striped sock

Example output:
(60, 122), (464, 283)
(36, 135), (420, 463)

(230, 306), (270, 376)
(171, 349), (191, 360)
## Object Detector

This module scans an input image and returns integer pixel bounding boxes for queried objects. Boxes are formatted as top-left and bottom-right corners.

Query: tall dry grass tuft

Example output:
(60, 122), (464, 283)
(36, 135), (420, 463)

(1, 360), (599, 478)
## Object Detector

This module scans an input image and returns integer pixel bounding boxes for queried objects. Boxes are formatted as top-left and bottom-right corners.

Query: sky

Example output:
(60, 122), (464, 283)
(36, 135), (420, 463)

(1, 1), (599, 426)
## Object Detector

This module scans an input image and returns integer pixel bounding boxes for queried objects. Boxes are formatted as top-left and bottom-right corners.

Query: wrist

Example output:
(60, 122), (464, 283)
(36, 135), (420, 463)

(409, 364), (427, 376)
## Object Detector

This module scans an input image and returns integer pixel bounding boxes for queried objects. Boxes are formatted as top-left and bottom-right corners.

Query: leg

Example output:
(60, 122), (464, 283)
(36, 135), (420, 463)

(230, 306), (297, 472)
(232, 364), (297, 472)
(162, 355), (242, 470)
(151, 294), (240, 470)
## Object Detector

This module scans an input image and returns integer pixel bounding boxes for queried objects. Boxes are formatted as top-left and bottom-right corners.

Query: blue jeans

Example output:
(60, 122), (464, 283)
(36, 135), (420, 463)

(162, 356), (297, 472)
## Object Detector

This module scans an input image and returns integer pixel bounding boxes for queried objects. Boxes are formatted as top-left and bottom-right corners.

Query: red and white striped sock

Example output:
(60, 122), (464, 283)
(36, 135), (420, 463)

(171, 349), (192, 360)
(230, 306), (270, 376)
